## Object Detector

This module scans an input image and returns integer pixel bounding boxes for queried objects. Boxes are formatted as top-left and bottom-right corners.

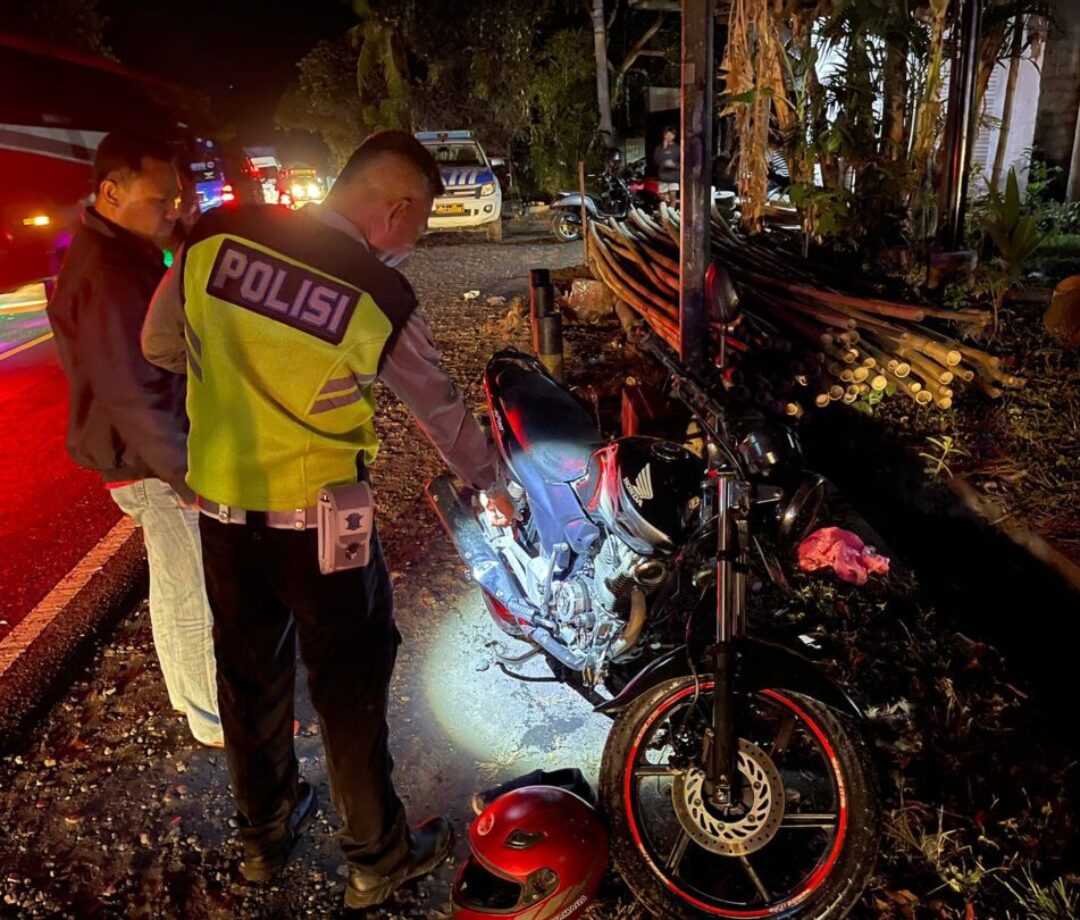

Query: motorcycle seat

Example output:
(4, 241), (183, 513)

(492, 364), (600, 483)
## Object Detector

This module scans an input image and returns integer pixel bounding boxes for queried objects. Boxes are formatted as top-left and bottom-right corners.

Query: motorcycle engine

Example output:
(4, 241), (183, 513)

(550, 533), (667, 670)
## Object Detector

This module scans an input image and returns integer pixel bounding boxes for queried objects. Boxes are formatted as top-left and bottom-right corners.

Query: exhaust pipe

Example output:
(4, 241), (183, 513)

(610, 587), (646, 661)
(425, 475), (586, 671)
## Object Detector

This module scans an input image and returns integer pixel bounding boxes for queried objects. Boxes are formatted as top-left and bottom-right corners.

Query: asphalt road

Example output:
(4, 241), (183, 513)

(0, 285), (122, 640)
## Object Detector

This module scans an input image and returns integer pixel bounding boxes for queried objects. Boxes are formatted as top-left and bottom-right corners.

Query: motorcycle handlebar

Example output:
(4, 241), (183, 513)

(633, 326), (727, 427)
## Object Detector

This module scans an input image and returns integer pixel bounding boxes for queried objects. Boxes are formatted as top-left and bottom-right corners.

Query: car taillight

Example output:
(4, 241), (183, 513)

(221, 184), (235, 203)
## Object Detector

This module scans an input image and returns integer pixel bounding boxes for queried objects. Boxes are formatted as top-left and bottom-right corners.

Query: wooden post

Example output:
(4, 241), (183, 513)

(937, 0), (983, 250)
(679, 0), (714, 370)
(578, 160), (589, 264)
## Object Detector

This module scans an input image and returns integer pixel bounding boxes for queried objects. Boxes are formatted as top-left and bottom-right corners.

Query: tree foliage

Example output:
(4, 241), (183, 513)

(275, 36), (367, 172)
(274, 0), (678, 195)
(353, 0), (411, 134)
(725, 0), (1051, 257)
(0, 0), (114, 58)
(526, 27), (604, 193)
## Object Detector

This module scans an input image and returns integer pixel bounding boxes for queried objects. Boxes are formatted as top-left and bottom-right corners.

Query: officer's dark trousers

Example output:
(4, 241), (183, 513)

(198, 517), (409, 877)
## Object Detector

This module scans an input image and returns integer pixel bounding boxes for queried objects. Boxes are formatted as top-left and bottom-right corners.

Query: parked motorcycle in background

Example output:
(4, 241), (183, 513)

(427, 281), (881, 918)
(550, 149), (650, 243)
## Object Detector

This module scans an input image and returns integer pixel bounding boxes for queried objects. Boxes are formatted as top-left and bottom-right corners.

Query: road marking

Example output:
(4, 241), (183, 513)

(0, 517), (137, 676)
(0, 298), (48, 313)
(0, 330), (53, 364)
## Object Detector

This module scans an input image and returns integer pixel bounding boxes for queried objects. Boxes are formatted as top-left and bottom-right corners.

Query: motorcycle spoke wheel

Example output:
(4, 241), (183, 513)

(552, 212), (581, 243)
(621, 684), (852, 916)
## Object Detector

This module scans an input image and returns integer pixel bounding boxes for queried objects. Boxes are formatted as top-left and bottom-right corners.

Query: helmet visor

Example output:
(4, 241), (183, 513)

(453, 860), (525, 912)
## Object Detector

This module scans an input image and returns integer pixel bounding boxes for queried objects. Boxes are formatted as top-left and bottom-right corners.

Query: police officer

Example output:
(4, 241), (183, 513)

(142, 131), (514, 908)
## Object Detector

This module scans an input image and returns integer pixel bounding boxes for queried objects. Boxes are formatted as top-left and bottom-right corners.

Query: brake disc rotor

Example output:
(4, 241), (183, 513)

(672, 738), (785, 857)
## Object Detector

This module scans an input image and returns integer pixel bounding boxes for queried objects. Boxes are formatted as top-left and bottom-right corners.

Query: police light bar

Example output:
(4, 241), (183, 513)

(415, 131), (473, 143)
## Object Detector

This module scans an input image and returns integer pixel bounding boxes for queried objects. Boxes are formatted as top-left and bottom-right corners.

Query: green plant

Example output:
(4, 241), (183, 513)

(1037, 200), (1080, 236)
(919, 435), (969, 479)
(521, 27), (602, 195)
(853, 384), (887, 416)
(940, 282), (972, 312)
(886, 804), (999, 899)
(976, 167), (1046, 328)
(1001, 869), (1079, 920)
(1023, 156), (1062, 209)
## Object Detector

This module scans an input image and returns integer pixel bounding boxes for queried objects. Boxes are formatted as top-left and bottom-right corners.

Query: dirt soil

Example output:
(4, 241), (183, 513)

(876, 293), (1080, 568)
(1, 222), (1077, 918)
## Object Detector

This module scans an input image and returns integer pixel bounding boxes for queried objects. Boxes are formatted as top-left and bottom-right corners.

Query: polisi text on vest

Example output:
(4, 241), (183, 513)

(206, 240), (358, 345)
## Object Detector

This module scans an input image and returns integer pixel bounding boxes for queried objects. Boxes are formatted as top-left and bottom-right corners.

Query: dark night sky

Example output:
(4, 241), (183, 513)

(100, 0), (355, 163)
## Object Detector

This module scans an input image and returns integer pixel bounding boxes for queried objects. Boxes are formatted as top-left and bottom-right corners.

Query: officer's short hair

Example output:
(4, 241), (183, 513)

(337, 131), (445, 198)
(93, 132), (175, 194)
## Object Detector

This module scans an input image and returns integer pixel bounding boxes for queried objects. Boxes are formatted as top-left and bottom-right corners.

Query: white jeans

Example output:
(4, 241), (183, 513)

(110, 478), (222, 745)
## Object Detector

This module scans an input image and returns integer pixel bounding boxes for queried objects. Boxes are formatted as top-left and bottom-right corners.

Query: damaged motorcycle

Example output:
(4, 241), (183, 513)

(427, 312), (881, 918)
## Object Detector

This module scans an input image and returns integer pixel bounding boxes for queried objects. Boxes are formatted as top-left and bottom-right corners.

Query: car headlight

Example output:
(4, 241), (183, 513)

(480, 181), (496, 197)
(308, 183), (320, 198)
(291, 184), (305, 198)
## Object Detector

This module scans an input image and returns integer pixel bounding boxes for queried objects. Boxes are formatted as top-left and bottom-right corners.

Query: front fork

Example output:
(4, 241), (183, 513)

(706, 470), (749, 810)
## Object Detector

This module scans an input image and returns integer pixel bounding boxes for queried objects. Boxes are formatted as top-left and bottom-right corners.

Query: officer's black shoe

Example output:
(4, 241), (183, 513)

(239, 781), (317, 883)
(343, 816), (454, 909)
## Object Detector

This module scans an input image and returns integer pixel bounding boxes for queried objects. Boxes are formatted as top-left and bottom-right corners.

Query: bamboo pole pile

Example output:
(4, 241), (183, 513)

(588, 204), (1022, 417)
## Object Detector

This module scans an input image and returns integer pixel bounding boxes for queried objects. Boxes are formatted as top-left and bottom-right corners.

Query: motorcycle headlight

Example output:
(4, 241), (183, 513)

(480, 181), (496, 197)
(736, 425), (802, 477)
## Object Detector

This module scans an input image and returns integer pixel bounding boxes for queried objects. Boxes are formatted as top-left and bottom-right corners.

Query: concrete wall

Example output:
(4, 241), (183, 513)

(1032, 0), (1080, 194)
(974, 20), (1045, 194)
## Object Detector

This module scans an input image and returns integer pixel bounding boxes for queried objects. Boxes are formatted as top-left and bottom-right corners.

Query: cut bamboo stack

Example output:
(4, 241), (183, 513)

(588, 204), (1022, 417)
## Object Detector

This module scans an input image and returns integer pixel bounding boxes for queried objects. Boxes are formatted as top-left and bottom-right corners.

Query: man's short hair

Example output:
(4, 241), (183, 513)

(93, 132), (175, 193)
(336, 131), (445, 197)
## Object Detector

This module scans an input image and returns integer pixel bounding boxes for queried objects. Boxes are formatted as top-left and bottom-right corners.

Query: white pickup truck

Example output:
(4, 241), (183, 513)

(416, 131), (504, 242)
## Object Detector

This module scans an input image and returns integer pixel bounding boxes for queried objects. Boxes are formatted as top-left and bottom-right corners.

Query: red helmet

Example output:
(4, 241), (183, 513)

(451, 785), (608, 919)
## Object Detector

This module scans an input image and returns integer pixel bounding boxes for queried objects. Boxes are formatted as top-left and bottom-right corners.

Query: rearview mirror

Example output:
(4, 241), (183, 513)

(778, 474), (826, 550)
(705, 262), (739, 324)
(490, 157), (505, 167)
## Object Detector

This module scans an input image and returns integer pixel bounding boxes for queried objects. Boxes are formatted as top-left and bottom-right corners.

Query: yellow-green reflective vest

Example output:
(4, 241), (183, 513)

(181, 207), (415, 511)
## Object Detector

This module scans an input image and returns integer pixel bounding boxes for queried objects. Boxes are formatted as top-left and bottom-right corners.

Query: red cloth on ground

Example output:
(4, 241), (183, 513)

(797, 526), (890, 586)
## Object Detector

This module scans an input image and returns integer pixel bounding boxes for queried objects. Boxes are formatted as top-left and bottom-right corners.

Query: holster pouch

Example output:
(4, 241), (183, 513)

(317, 481), (374, 575)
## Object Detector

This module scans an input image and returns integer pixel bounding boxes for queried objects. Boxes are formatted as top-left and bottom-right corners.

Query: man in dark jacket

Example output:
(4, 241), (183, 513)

(46, 132), (221, 746)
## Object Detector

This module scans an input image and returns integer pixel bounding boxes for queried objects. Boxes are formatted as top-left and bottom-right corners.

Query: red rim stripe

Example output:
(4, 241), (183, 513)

(621, 682), (849, 917)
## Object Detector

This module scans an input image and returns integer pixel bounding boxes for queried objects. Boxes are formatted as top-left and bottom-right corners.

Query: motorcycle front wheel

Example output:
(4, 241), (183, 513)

(600, 676), (880, 918)
(552, 210), (582, 243)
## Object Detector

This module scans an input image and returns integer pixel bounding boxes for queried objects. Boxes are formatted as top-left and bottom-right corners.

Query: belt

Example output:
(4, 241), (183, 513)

(197, 497), (318, 530)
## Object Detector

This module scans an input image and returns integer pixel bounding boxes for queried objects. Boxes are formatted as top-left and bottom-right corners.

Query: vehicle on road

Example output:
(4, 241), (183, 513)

(277, 164), (326, 209)
(416, 130), (504, 242)
(187, 137), (257, 213)
(0, 32), (231, 295)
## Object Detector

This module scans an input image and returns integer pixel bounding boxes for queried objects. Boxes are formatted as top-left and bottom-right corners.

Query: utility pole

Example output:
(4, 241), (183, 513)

(591, 0), (614, 140)
(678, 0), (714, 369)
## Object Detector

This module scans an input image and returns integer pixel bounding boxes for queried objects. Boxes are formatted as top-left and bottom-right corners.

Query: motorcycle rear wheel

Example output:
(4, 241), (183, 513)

(552, 211), (582, 243)
(600, 676), (880, 918)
